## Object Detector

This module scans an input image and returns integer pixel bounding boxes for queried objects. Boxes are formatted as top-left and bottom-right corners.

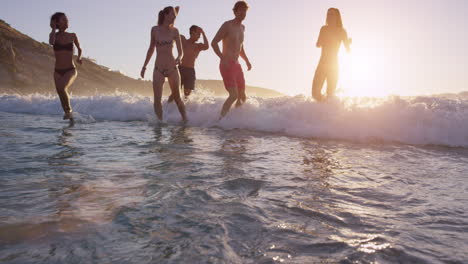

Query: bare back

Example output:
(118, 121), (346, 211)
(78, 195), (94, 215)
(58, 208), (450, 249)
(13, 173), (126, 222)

(317, 26), (348, 63)
(180, 36), (203, 68)
(54, 32), (75, 69)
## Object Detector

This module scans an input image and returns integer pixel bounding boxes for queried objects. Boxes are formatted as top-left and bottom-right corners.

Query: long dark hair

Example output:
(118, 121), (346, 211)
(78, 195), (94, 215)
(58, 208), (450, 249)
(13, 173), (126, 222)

(326, 8), (343, 28)
(50, 12), (66, 28)
(158, 6), (175, 26)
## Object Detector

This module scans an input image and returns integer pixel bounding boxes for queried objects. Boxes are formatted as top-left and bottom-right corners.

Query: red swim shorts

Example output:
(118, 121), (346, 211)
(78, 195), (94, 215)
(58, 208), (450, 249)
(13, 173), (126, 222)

(219, 60), (245, 92)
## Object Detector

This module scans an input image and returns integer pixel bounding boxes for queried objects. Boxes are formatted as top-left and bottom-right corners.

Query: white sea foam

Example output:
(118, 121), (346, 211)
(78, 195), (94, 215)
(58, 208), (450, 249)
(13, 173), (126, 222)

(1, 92), (468, 147)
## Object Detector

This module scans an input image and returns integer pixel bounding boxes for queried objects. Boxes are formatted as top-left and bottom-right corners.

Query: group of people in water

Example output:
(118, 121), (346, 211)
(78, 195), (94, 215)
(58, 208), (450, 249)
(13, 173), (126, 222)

(49, 1), (351, 122)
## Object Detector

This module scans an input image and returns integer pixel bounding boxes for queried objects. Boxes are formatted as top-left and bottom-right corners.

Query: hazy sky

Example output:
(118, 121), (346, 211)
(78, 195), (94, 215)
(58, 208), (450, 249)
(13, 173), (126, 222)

(2, 0), (467, 96)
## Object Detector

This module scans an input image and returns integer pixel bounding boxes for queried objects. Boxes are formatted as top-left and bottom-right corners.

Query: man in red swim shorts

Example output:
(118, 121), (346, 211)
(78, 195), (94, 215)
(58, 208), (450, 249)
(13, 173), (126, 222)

(211, 1), (252, 118)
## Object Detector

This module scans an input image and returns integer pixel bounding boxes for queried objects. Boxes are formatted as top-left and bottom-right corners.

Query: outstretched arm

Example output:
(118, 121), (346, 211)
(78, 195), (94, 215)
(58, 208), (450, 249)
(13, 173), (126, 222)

(73, 33), (83, 64)
(174, 28), (183, 65)
(141, 27), (156, 78)
(240, 45), (251, 71)
(211, 23), (227, 60)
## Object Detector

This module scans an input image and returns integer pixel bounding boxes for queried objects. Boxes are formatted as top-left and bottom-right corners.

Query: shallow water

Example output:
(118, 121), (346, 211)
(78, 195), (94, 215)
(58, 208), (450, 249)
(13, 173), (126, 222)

(2, 93), (468, 147)
(1, 109), (467, 263)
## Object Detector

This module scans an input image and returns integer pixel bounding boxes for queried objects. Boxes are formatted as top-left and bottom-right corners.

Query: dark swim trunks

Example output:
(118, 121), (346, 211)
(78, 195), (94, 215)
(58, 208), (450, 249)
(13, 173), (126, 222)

(179, 66), (196, 91)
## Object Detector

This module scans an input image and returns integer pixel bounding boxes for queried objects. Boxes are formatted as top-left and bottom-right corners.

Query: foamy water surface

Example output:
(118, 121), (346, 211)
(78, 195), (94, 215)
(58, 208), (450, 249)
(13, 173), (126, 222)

(1, 92), (468, 147)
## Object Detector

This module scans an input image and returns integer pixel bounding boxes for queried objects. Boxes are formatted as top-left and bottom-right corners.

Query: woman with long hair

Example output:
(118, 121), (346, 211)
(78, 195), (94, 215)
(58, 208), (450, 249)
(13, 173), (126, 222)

(312, 8), (351, 102)
(141, 6), (187, 122)
(49, 12), (82, 120)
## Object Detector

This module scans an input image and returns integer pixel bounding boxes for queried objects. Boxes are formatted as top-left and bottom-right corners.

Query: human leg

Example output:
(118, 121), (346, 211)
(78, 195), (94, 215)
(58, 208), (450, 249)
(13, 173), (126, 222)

(54, 68), (77, 119)
(219, 62), (239, 118)
(152, 70), (165, 121)
(220, 86), (239, 118)
(312, 65), (326, 102)
(167, 70), (187, 122)
(235, 63), (246, 106)
(326, 66), (339, 99)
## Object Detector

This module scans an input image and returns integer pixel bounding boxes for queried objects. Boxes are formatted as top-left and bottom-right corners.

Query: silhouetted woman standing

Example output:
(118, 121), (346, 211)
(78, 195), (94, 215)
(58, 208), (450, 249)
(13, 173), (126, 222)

(312, 8), (351, 102)
(49, 12), (82, 120)
(141, 6), (187, 122)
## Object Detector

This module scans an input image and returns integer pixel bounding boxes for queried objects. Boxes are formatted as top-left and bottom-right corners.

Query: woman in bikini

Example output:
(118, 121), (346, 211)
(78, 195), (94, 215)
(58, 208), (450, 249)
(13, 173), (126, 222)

(312, 8), (351, 102)
(49, 12), (82, 120)
(141, 6), (187, 122)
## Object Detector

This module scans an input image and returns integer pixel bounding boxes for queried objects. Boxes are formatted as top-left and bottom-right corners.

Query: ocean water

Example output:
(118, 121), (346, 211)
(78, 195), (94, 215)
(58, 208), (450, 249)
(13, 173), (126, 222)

(0, 93), (467, 263)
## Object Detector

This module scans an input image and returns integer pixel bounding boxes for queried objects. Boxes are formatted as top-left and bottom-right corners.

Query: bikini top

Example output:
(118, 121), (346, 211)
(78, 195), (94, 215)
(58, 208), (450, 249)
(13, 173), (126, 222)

(53, 42), (73, 52)
(156, 39), (173, 47)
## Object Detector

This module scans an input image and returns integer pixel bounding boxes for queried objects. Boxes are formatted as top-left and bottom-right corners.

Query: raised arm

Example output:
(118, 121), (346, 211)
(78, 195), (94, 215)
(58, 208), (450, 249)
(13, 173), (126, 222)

(199, 28), (209, 51)
(174, 28), (183, 65)
(49, 22), (56, 45)
(73, 33), (83, 64)
(141, 27), (156, 78)
(211, 22), (228, 60)
(240, 45), (251, 71)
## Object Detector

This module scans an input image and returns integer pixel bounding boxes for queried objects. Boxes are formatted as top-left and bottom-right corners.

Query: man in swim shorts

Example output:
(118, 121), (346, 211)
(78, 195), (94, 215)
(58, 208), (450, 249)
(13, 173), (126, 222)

(211, 1), (252, 118)
(169, 25), (209, 102)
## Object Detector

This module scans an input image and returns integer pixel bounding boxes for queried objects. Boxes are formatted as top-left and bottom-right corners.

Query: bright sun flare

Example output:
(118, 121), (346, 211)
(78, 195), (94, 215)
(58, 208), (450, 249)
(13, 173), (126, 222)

(337, 47), (389, 98)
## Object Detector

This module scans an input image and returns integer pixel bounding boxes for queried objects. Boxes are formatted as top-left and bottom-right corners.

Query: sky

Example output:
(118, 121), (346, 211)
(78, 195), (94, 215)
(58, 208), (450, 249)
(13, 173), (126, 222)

(1, 0), (468, 97)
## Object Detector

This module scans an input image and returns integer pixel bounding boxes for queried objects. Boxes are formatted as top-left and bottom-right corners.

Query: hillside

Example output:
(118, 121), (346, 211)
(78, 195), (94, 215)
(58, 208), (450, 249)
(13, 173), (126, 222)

(0, 19), (282, 97)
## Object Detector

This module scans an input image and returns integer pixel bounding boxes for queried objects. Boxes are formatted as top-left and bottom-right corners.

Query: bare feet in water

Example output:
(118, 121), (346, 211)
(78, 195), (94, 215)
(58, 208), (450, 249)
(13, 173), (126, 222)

(63, 111), (73, 120)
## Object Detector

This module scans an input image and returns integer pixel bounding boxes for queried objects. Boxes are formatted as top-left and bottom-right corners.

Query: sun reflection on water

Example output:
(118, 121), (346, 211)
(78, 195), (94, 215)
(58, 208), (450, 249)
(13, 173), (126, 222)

(330, 232), (392, 254)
